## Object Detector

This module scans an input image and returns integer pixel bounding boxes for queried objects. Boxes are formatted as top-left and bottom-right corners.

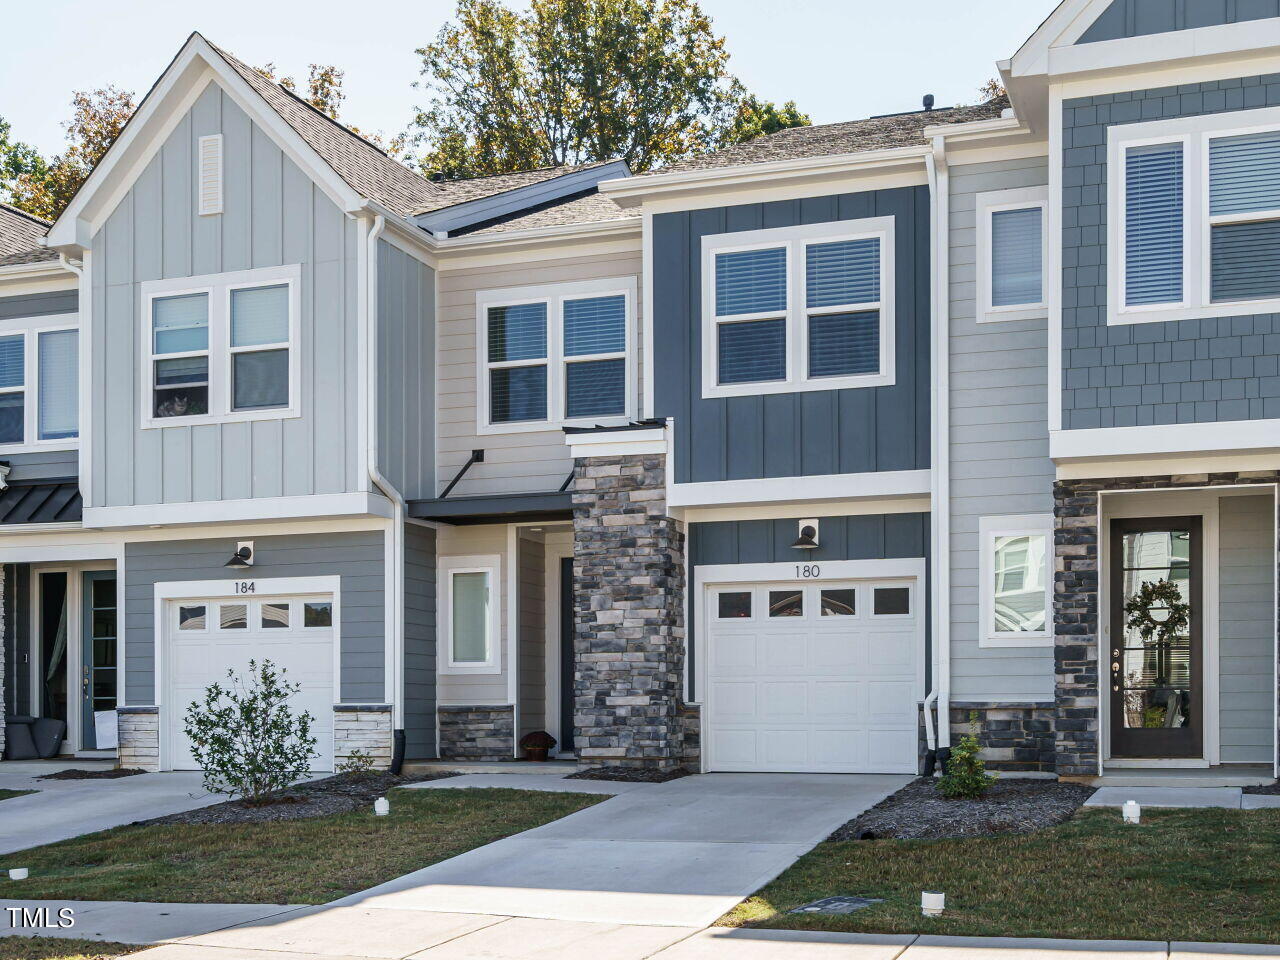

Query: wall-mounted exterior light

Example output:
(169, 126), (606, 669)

(792, 519), (819, 550)
(225, 541), (254, 568)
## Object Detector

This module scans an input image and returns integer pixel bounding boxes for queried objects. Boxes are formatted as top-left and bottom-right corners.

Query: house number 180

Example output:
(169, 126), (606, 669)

(233, 581), (256, 594)
(795, 565), (821, 579)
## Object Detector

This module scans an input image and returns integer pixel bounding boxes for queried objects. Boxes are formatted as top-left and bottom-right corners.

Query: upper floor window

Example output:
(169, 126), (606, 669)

(976, 187), (1047, 323)
(978, 514), (1052, 648)
(0, 314), (79, 451)
(1109, 107), (1280, 325)
(476, 277), (636, 434)
(140, 264), (300, 428)
(700, 218), (895, 399)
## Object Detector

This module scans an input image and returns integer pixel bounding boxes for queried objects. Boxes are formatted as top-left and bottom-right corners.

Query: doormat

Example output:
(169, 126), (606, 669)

(789, 896), (885, 915)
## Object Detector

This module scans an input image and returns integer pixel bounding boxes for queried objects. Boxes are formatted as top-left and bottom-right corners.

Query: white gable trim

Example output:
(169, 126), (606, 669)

(48, 34), (364, 251)
(1009, 0), (1103, 77)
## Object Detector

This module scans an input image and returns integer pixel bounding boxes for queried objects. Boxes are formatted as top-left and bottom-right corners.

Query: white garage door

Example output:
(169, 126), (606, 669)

(705, 579), (921, 774)
(167, 593), (336, 771)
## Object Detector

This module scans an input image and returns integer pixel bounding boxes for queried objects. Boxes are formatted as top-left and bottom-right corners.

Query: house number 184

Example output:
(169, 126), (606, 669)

(233, 581), (256, 594)
(795, 565), (821, 579)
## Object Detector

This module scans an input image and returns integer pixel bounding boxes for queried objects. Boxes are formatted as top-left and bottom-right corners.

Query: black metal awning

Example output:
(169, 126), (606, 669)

(0, 478), (81, 524)
(407, 490), (572, 525)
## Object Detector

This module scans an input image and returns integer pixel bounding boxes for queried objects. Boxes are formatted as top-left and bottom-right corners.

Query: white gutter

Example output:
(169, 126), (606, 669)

(57, 253), (91, 514)
(926, 134), (952, 752)
(362, 214), (406, 733)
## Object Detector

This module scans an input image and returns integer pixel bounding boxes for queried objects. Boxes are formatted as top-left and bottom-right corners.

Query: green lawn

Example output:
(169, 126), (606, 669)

(0, 939), (135, 960)
(0, 787), (601, 905)
(722, 807), (1280, 944)
(0, 790), (34, 802)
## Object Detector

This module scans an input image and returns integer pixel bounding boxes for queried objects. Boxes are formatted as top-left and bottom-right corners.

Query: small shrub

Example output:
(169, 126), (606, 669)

(183, 658), (318, 805)
(937, 711), (997, 800)
(337, 749), (377, 777)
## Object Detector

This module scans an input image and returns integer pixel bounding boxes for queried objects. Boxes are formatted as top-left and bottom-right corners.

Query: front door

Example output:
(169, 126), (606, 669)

(80, 571), (118, 750)
(559, 556), (575, 754)
(1109, 517), (1202, 759)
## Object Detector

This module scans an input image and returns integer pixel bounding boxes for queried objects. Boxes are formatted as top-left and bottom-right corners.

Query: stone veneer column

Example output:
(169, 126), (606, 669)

(117, 706), (161, 771)
(1052, 480), (1101, 778)
(333, 705), (393, 770)
(572, 451), (689, 770)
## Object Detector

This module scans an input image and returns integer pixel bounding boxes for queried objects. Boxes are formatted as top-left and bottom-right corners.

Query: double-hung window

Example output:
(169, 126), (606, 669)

(976, 187), (1047, 323)
(978, 514), (1053, 648)
(141, 264), (300, 427)
(701, 218), (895, 398)
(438, 555), (501, 674)
(1110, 107), (1280, 324)
(0, 315), (79, 450)
(477, 277), (635, 432)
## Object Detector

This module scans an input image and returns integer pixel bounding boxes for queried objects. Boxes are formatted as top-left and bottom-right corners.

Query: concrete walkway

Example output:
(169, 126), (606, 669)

(0, 768), (229, 855)
(334, 772), (911, 928)
(1086, 787), (1280, 810)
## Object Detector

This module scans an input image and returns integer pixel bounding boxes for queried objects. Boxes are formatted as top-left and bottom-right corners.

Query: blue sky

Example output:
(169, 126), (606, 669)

(2, 1), (1058, 158)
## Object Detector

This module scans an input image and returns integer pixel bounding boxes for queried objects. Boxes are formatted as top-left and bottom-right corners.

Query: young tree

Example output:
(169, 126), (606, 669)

(722, 95), (810, 147)
(410, 0), (805, 177)
(3, 87), (135, 221)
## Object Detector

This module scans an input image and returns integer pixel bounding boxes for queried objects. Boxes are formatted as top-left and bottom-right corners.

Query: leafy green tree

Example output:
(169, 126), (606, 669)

(258, 62), (405, 156)
(722, 95), (810, 146)
(410, 0), (803, 177)
(0, 116), (49, 206)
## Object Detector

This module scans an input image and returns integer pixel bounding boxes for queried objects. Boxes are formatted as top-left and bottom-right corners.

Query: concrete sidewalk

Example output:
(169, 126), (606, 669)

(1086, 787), (1280, 810)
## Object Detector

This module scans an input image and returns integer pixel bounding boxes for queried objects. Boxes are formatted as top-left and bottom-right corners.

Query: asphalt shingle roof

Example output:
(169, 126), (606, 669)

(640, 97), (1011, 176)
(451, 190), (638, 237)
(0, 203), (56, 267)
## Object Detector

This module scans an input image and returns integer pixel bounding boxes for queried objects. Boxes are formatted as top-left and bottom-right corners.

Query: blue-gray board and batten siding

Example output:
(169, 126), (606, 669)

(402, 522), (438, 758)
(3, 564), (32, 716)
(1062, 73), (1280, 429)
(651, 186), (930, 483)
(1078, 0), (1280, 43)
(686, 512), (932, 692)
(0, 290), (77, 321)
(122, 530), (385, 705)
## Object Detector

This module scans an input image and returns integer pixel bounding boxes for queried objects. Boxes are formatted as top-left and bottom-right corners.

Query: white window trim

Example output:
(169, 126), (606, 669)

(978, 514), (1053, 649)
(976, 186), (1048, 324)
(438, 554), (502, 675)
(139, 264), (302, 429)
(0, 313), (80, 453)
(475, 276), (638, 435)
(700, 217), (896, 399)
(1107, 106), (1280, 326)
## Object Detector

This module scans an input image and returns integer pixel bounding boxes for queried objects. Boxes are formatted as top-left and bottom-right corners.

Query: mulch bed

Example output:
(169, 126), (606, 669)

(36, 768), (146, 780)
(145, 771), (459, 825)
(829, 777), (1095, 841)
(566, 765), (690, 783)
(1242, 781), (1280, 795)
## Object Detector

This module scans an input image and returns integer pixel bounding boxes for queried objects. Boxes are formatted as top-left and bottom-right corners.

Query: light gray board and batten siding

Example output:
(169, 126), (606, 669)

(651, 186), (930, 484)
(1217, 494), (1274, 763)
(403, 522), (438, 758)
(1061, 73), (1280, 430)
(378, 241), (435, 502)
(435, 250), (642, 498)
(122, 530), (385, 705)
(91, 82), (362, 507)
(1078, 0), (1280, 43)
(687, 512), (931, 696)
(948, 156), (1055, 703)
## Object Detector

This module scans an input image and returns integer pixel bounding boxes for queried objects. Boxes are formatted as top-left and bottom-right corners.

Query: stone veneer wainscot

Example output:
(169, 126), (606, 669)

(334, 704), (393, 770)
(438, 705), (515, 760)
(571, 452), (692, 771)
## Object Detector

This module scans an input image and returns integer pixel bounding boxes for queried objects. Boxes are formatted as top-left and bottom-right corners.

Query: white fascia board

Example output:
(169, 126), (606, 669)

(1048, 18), (1280, 79)
(668, 469), (932, 510)
(597, 146), (929, 209)
(434, 216), (640, 256)
(566, 427), (666, 459)
(82, 492), (394, 529)
(415, 160), (631, 235)
(0, 261), (74, 285)
(921, 117), (1025, 141)
(48, 36), (364, 250)
(1008, 0), (1100, 78)
(1051, 420), (1280, 462)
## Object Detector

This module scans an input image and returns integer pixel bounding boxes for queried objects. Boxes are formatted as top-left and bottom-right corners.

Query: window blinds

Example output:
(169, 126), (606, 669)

(1124, 143), (1184, 306)
(38, 329), (78, 440)
(991, 207), (1043, 307)
(806, 238), (880, 308)
(715, 247), (787, 316)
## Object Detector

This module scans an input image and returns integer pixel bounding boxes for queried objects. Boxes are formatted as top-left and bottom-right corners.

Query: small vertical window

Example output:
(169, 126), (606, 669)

(1124, 142), (1184, 307)
(0, 334), (24, 444)
(152, 293), (210, 418)
(979, 515), (1053, 647)
(38, 329), (78, 440)
(451, 571), (491, 663)
(991, 208), (1043, 307)
(563, 295), (626, 418)
(713, 247), (788, 386)
(488, 302), (548, 423)
(1208, 130), (1280, 302)
(230, 284), (290, 411)
(805, 237), (882, 379)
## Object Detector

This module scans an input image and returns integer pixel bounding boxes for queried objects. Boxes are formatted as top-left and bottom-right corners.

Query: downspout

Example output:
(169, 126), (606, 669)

(363, 214), (407, 774)
(924, 134), (953, 767)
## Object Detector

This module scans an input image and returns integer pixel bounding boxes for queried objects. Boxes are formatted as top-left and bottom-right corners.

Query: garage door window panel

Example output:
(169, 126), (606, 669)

(768, 590), (803, 617)
(820, 588), (856, 616)
(716, 591), (753, 619)
(872, 586), (911, 617)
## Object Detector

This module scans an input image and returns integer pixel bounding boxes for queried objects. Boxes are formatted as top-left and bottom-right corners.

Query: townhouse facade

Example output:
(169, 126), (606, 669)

(1, 0), (1278, 784)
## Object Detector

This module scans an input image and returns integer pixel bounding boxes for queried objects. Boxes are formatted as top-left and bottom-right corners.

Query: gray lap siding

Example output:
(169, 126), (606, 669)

(652, 185), (930, 483)
(1062, 74), (1280, 430)
(123, 530), (385, 705)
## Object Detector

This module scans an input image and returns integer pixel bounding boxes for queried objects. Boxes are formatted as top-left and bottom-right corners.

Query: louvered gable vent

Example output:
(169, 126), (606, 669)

(198, 134), (223, 216)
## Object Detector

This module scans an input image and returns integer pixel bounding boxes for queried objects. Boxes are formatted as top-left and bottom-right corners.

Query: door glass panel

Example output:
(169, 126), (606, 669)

(717, 592), (751, 619)
(820, 589), (856, 616)
(768, 590), (803, 617)
(93, 636), (116, 666)
(1117, 527), (1193, 732)
(219, 604), (248, 629)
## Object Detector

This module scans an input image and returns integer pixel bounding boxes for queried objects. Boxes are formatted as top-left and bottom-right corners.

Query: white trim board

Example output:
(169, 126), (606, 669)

(82, 492), (394, 529)
(1051, 420), (1280, 462)
(668, 469), (931, 510)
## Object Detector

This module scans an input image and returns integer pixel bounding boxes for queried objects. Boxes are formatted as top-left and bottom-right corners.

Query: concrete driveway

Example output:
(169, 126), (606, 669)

(0, 764), (227, 855)
(334, 772), (910, 928)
